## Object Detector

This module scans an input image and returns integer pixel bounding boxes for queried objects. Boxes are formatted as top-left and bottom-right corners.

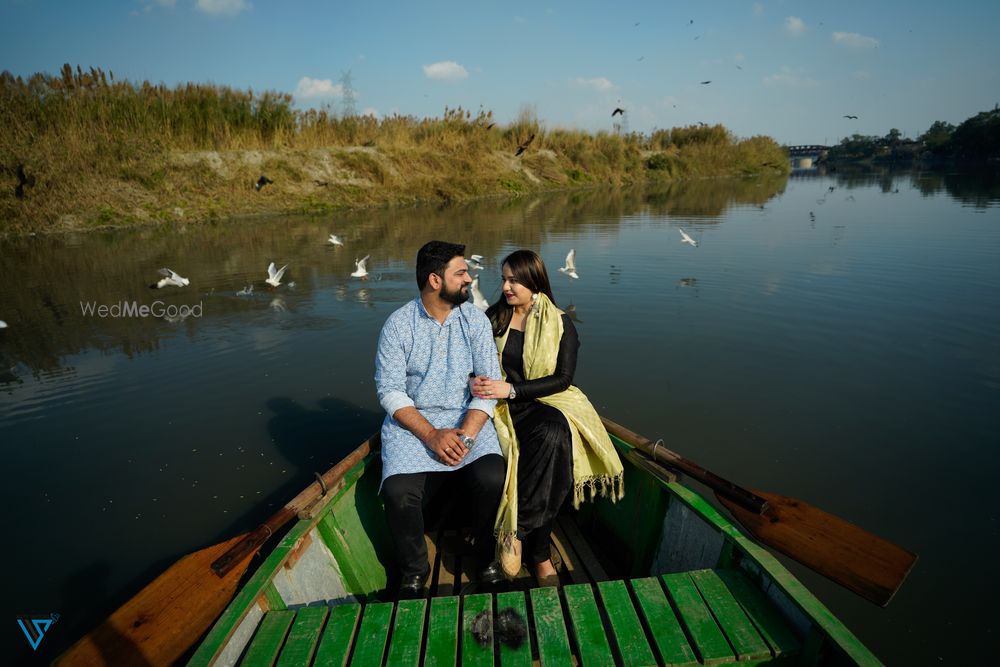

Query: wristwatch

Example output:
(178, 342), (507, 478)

(507, 385), (517, 400)
(459, 434), (476, 450)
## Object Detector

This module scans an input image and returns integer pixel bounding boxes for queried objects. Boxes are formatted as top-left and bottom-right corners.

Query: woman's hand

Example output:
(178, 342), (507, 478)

(470, 375), (512, 400)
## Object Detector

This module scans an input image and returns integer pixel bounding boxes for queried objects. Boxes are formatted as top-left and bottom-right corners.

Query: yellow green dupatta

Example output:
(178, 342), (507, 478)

(492, 292), (624, 557)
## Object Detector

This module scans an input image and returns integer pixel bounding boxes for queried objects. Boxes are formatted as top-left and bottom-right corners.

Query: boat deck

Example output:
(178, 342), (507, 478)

(235, 519), (802, 665)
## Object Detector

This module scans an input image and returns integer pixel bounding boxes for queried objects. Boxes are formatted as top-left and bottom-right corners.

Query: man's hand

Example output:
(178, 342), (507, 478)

(424, 428), (468, 466)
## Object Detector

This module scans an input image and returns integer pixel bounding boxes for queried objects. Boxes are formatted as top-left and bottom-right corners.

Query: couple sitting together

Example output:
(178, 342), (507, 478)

(374, 240), (624, 598)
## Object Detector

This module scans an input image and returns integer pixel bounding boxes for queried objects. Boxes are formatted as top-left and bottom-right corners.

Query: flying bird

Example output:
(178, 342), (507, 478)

(351, 255), (371, 280)
(679, 228), (698, 247)
(466, 254), (484, 271)
(255, 175), (273, 191)
(637, 56), (645, 61)
(236, 285), (253, 296)
(328, 234), (344, 246)
(486, 122), (496, 130)
(514, 134), (535, 157)
(0, 320), (7, 329)
(700, 80), (712, 85)
(612, 107), (625, 117)
(265, 261), (288, 287)
(843, 115), (858, 120)
(470, 276), (489, 311)
(149, 268), (189, 289)
(559, 249), (579, 279)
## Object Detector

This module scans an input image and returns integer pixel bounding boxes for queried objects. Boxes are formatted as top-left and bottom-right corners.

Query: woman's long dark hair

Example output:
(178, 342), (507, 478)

(485, 249), (558, 337)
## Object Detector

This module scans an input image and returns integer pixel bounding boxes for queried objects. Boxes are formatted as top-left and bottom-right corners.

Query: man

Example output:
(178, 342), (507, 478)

(375, 240), (506, 598)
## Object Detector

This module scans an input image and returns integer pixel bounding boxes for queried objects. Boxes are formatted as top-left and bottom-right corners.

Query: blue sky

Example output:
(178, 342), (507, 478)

(2, 0), (999, 145)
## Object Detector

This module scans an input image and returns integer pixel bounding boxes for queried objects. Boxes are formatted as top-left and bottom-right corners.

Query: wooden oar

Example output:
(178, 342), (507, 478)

(602, 417), (917, 607)
(55, 435), (378, 667)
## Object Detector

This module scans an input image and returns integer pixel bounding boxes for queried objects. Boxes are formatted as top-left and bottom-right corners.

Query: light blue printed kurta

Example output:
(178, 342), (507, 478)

(375, 298), (502, 484)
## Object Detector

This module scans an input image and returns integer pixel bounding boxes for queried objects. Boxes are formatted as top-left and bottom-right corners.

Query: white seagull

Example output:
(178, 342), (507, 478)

(328, 234), (344, 246)
(559, 249), (579, 279)
(679, 228), (698, 247)
(470, 276), (489, 310)
(467, 254), (484, 271)
(236, 285), (253, 296)
(266, 262), (288, 288)
(0, 320), (7, 329)
(351, 255), (371, 279)
(150, 268), (189, 289)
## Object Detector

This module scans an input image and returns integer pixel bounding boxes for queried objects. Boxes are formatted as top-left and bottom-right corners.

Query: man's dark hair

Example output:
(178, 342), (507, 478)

(416, 240), (465, 290)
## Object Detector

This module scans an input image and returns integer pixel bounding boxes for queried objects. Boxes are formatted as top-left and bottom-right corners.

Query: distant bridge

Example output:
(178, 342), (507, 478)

(786, 145), (830, 168)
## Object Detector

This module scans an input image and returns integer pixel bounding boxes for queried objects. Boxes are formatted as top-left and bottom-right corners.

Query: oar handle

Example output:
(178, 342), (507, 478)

(601, 417), (769, 515)
(211, 435), (378, 576)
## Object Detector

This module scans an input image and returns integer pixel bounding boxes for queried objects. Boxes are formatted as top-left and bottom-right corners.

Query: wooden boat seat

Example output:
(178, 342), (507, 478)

(236, 567), (801, 665)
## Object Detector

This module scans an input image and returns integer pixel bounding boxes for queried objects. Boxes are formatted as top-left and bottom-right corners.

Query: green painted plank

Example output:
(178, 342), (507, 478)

(630, 578), (699, 667)
(385, 599), (427, 667)
(661, 572), (734, 666)
(348, 602), (394, 666)
(276, 606), (329, 667)
(596, 580), (657, 667)
(495, 591), (532, 667)
(690, 570), (772, 661)
(317, 480), (388, 599)
(716, 569), (801, 658)
(562, 583), (614, 666)
(313, 603), (362, 667)
(264, 583), (286, 611)
(424, 596), (460, 667)
(461, 593), (494, 667)
(240, 610), (295, 667)
(530, 586), (573, 667)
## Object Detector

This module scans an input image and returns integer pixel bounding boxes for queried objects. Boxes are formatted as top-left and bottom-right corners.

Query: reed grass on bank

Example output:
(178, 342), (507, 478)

(1, 65), (789, 233)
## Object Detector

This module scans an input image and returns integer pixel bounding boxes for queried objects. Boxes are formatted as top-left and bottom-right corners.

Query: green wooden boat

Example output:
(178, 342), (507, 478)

(187, 418), (884, 666)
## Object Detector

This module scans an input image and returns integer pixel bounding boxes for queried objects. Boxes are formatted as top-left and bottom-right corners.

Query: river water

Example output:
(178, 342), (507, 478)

(2, 168), (998, 664)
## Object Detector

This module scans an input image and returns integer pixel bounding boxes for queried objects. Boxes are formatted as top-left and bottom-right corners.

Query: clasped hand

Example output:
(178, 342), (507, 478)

(469, 375), (511, 401)
(424, 428), (468, 466)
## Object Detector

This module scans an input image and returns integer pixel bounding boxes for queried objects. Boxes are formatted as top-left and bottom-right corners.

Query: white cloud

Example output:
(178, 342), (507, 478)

(784, 16), (806, 35)
(196, 0), (250, 16)
(295, 77), (344, 99)
(572, 77), (615, 92)
(763, 66), (818, 88)
(833, 31), (880, 49)
(422, 61), (469, 81)
(752, 3), (764, 15)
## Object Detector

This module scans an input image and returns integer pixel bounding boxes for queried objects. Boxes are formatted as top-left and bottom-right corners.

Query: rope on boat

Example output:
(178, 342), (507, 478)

(314, 471), (328, 496)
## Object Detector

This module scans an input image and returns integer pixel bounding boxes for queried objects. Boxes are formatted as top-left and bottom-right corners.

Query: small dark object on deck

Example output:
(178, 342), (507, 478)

(469, 607), (527, 648)
(515, 133), (535, 157)
(496, 607), (528, 648)
(255, 175), (273, 191)
(612, 107), (625, 117)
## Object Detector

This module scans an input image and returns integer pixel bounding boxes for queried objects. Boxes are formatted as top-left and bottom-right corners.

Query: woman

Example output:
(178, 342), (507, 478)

(471, 250), (623, 585)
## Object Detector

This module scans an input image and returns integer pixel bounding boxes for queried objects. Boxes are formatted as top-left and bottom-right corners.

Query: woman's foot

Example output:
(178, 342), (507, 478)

(533, 560), (559, 587)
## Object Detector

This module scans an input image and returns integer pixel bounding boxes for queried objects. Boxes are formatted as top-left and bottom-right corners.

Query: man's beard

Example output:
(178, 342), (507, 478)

(441, 283), (469, 306)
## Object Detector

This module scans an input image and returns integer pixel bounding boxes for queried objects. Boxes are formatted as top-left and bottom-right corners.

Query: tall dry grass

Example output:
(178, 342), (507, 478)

(1, 65), (788, 233)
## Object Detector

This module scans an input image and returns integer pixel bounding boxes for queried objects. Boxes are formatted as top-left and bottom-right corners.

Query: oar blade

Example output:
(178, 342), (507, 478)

(719, 490), (917, 607)
(55, 533), (255, 667)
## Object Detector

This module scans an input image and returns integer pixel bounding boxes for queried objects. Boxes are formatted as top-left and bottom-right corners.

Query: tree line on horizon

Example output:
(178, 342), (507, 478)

(825, 106), (1000, 163)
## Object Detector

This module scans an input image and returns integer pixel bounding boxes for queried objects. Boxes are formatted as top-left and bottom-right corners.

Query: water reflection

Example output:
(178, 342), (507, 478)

(0, 177), (787, 377)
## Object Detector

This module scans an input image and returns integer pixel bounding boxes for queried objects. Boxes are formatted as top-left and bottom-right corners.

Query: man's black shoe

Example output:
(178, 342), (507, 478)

(478, 561), (505, 586)
(398, 573), (428, 600)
